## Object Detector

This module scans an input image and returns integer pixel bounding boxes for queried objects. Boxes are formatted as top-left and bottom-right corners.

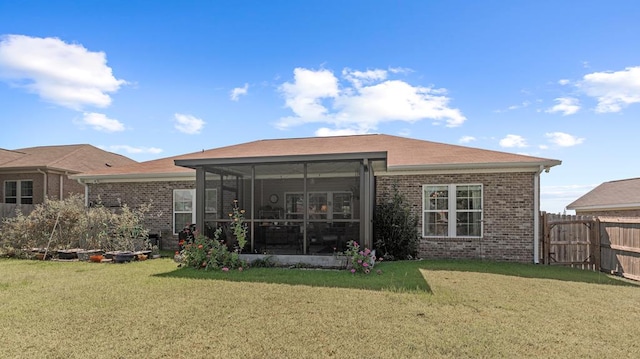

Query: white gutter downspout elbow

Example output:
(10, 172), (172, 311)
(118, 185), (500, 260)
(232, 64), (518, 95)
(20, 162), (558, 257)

(533, 165), (544, 264)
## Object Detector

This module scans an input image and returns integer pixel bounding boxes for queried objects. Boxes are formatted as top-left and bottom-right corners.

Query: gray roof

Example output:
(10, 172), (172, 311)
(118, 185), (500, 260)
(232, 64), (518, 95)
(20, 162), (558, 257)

(567, 177), (640, 210)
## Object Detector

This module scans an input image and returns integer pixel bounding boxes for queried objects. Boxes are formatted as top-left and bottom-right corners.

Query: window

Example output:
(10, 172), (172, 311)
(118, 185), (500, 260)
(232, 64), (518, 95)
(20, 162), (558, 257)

(4, 180), (33, 204)
(423, 184), (482, 237)
(285, 192), (352, 220)
(173, 189), (216, 234)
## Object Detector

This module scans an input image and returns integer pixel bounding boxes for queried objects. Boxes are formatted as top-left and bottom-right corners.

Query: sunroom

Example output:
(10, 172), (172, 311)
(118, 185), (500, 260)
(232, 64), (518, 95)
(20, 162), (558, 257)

(174, 152), (386, 255)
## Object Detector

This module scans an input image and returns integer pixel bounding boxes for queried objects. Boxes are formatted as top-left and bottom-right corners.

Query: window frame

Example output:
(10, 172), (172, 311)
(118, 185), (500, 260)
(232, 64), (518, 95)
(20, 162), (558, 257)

(173, 188), (217, 234)
(284, 191), (353, 220)
(422, 184), (483, 238)
(4, 180), (33, 204)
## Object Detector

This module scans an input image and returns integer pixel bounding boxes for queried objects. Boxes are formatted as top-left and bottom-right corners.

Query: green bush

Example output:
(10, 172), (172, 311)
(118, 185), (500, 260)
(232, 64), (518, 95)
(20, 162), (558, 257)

(373, 183), (419, 260)
(180, 229), (246, 270)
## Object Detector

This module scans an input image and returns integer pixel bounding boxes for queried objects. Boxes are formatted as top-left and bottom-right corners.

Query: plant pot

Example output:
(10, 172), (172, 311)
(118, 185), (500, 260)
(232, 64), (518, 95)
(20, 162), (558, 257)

(89, 254), (104, 263)
(57, 249), (81, 260)
(113, 252), (135, 263)
(78, 249), (103, 261)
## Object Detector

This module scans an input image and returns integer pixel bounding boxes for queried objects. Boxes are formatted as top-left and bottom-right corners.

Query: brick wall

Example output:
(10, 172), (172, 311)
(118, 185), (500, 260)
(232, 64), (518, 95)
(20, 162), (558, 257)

(88, 180), (196, 250)
(376, 172), (537, 262)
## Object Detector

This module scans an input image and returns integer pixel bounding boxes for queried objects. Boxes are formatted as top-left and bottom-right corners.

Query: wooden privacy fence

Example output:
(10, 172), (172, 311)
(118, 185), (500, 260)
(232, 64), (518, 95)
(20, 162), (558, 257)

(541, 212), (640, 281)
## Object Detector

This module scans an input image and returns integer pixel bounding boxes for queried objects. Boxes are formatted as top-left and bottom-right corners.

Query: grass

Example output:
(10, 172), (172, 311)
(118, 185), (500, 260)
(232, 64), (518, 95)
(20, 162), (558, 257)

(0, 258), (638, 358)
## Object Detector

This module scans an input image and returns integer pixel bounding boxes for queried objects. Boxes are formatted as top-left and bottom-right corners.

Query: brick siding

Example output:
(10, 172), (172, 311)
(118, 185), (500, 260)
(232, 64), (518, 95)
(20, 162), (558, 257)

(88, 181), (196, 250)
(376, 172), (537, 262)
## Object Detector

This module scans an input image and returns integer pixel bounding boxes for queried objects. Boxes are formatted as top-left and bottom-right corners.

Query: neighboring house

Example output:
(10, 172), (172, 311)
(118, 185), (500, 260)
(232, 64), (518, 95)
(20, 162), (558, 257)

(567, 177), (640, 217)
(72, 134), (561, 263)
(0, 145), (137, 215)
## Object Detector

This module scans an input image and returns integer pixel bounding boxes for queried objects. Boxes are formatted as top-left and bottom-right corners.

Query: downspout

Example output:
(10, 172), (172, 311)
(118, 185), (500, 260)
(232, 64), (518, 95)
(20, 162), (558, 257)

(37, 168), (47, 201)
(533, 165), (544, 264)
(60, 172), (67, 200)
(76, 178), (89, 207)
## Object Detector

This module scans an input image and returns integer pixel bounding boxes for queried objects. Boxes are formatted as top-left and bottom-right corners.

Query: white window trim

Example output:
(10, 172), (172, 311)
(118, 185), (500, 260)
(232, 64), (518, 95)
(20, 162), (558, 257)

(173, 188), (217, 234)
(285, 191), (353, 220)
(422, 184), (483, 238)
(4, 180), (33, 204)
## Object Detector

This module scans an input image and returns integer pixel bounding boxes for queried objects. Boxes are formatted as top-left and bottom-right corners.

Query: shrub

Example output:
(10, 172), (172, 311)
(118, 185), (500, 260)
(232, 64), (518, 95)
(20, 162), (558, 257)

(342, 240), (376, 274)
(374, 183), (419, 260)
(0, 195), (151, 256)
(180, 229), (246, 270)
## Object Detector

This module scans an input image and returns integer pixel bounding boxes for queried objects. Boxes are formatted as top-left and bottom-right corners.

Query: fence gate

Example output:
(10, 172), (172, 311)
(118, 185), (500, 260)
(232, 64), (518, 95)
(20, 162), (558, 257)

(541, 212), (600, 270)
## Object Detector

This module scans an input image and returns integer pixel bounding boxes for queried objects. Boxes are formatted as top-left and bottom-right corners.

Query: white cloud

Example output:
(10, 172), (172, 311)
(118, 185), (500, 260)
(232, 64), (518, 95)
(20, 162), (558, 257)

(580, 66), (640, 113)
(0, 34), (125, 110)
(388, 66), (413, 74)
(342, 68), (387, 88)
(230, 83), (249, 101)
(546, 97), (580, 116)
(174, 113), (205, 134)
(494, 101), (530, 113)
(545, 132), (585, 147)
(558, 79), (570, 86)
(315, 127), (365, 137)
(80, 112), (124, 132)
(108, 145), (163, 154)
(276, 67), (466, 133)
(459, 136), (476, 144)
(499, 134), (527, 148)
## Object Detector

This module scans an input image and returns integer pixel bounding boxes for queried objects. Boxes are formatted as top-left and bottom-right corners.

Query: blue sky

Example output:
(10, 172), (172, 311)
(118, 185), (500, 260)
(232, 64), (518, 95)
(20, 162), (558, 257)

(1, 0), (639, 213)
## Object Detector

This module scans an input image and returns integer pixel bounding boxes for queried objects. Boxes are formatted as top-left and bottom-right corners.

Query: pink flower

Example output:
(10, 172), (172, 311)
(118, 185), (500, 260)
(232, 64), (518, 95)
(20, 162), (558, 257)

(350, 268), (356, 273)
(362, 262), (369, 267)
(357, 259), (362, 264)
(364, 248), (371, 255)
(222, 267), (229, 272)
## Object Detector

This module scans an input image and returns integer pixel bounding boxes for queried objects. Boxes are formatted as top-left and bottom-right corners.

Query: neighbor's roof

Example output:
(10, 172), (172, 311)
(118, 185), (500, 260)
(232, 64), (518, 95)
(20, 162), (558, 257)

(567, 177), (640, 210)
(73, 134), (561, 180)
(0, 144), (137, 173)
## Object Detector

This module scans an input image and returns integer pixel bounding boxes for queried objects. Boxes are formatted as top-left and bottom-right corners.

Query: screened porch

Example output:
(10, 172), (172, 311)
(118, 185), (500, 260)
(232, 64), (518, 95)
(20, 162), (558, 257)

(175, 153), (385, 255)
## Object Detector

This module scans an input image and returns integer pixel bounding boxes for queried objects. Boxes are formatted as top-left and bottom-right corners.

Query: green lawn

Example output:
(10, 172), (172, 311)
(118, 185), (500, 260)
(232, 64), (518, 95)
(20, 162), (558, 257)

(1, 258), (638, 358)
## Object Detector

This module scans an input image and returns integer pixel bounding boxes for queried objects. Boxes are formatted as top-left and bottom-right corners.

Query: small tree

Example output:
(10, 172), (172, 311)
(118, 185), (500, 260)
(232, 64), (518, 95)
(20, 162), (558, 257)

(374, 183), (419, 260)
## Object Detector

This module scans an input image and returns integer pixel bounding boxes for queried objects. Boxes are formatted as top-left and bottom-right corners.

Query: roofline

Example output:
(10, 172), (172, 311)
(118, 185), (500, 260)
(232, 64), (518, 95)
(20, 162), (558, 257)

(0, 166), (81, 174)
(388, 159), (561, 172)
(174, 152), (389, 168)
(71, 171), (195, 182)
(567, 203), (640, 211)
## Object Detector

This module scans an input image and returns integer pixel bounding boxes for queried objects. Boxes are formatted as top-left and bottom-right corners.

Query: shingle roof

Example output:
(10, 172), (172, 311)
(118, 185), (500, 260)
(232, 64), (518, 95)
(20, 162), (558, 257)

(0, 144), (138, 173)
(567, 177), (640, 210)
(74, 134), (561, 179)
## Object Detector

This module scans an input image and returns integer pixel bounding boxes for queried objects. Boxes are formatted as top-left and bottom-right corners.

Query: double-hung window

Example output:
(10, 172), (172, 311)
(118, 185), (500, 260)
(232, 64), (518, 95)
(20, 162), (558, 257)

(285, 191), (353, 220)
(4, 180), (33, 204)
(423, 184), (482, 237)
(173, 188), (216, 233)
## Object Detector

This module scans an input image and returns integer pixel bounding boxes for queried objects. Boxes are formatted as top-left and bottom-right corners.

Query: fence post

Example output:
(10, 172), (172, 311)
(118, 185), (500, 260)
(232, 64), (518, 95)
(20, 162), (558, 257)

(593, 218), (601, 271)
(542, 212), (550, 265)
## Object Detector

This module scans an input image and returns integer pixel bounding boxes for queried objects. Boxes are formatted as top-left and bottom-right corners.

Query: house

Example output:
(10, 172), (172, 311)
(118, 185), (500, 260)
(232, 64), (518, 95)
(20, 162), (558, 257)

(72, 134), (561, 263)
(0, 144), (137, 216)
(567, 177), (640, 217)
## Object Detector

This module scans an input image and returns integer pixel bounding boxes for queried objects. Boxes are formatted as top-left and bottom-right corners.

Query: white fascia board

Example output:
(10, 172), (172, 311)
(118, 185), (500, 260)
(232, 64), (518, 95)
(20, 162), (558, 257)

(72, 172), (195, 183)
(570, 203), (640, 211)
